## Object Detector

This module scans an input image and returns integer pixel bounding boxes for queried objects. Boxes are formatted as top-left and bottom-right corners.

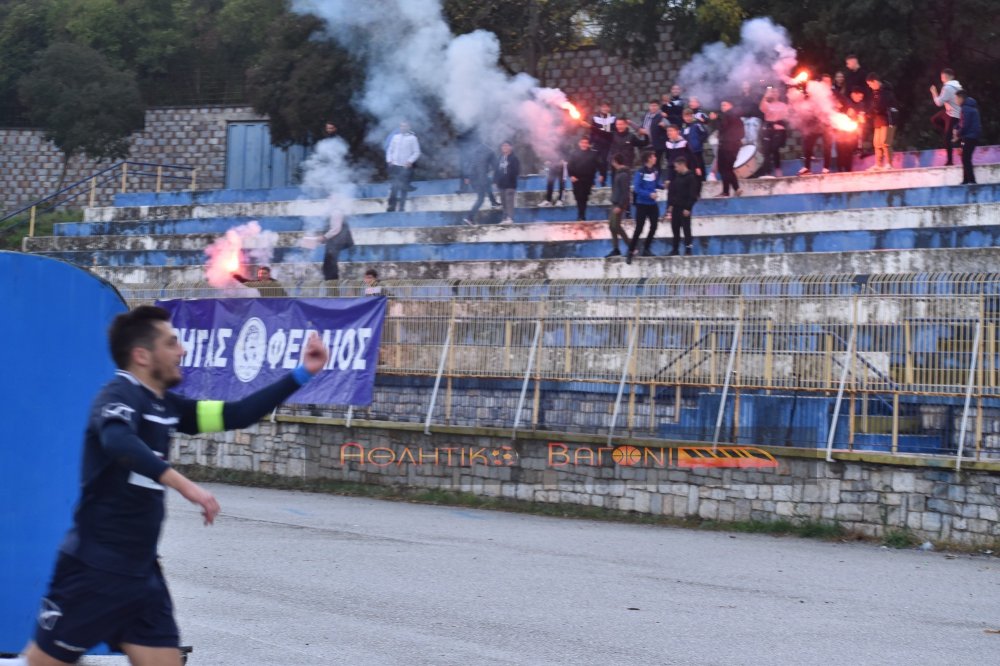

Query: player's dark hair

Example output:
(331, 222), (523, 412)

(109, 305), (171, 369)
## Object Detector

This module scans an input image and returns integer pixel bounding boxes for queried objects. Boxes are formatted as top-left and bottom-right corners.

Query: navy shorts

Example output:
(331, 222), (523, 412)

(34, 554), (179, 663)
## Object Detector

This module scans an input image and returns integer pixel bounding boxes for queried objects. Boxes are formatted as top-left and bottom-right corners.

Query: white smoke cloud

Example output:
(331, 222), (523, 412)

(678, 18), (799, 108)
(292, 0), (579, 162)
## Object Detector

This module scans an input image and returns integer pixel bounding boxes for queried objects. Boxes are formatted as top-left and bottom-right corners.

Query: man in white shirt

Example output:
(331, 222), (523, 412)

(930, 68), (962, 166)
(386, 121), (421, 211)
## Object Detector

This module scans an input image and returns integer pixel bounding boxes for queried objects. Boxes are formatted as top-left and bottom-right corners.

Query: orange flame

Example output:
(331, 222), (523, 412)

(205, 228), (244, 287)
(830, 112), (859, 132)
(794, 70), (810, 84)
(560, 101), (582, 120)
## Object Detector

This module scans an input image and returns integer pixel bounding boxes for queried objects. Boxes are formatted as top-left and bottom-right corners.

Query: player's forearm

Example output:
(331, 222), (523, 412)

(201, 368), (315, 432)
(100, 421), (171, 480)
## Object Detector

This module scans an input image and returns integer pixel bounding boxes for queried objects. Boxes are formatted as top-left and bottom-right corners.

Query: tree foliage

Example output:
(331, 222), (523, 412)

(19, 42), (144, 162)
(245, 13), (367, 150)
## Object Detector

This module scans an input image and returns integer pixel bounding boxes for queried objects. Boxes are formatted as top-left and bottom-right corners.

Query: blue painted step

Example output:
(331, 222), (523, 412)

(60, 181), (1000, 238)
(37, 223), (1000, 268)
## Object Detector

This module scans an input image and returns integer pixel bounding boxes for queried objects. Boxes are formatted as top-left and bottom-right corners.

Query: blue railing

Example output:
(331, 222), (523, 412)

(0, 160), (196, 237)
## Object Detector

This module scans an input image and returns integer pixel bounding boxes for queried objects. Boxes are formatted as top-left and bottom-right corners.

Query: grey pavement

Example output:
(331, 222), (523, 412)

(158, 484), (999, 666)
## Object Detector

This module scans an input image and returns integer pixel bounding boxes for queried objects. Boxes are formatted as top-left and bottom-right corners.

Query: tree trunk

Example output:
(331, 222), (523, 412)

(522, 0), (542, 78)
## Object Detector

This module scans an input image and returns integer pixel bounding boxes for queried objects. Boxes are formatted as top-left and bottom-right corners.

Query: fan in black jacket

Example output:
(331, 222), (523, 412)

(666, 157), (702, 256)
(567, 136), (602, 221)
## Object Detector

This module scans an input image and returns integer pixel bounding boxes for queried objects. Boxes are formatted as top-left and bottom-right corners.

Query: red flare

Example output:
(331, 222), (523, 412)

(794, 70), (810, 84)
(830, 112), (859, 132)
(560, 101), (582, 120)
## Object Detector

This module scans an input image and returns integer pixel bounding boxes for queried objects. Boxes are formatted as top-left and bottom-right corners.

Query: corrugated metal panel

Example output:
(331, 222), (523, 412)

(225, 122), (307, 190)
(0, 253), (128, 652)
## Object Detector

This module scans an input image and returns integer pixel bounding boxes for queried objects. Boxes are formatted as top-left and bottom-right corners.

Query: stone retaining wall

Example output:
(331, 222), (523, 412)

(0, 106), (261, 212)
(173, 419), (1000, 546)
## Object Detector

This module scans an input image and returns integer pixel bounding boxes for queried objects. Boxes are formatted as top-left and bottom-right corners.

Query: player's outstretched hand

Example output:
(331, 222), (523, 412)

(303, 332), (329, 375)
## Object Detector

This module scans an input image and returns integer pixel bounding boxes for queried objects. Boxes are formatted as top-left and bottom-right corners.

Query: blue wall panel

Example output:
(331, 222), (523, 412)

(0, 253), (127, 652)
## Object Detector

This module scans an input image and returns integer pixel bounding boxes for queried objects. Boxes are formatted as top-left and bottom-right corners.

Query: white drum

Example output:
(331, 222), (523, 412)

(733, 144), (763, 179)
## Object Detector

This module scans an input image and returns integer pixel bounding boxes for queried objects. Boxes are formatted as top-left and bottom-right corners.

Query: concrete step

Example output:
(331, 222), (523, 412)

(81, 162), (1000, 226)
(102, 144), (1000, 210)
(90, 246), (1000, 287)
(59, 178), (1000, 238)
(27, 202), (1000, 254)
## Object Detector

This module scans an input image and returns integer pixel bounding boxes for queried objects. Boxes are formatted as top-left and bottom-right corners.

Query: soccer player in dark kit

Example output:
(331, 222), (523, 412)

(13, 306), (329, 666)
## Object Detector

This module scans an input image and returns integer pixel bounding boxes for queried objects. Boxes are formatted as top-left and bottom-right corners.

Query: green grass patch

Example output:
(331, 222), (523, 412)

(882, 528), (921, 549)
(0, 209), (81, 250)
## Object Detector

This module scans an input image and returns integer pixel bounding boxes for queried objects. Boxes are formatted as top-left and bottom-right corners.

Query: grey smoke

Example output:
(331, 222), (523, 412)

(678, 18), (799, 108)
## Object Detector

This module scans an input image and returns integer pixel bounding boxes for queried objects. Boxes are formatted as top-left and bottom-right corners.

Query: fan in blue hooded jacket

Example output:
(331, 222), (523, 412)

(955, 90), (981, 185)
(626, 150), (664, 263)
(681, 108), (709, 181)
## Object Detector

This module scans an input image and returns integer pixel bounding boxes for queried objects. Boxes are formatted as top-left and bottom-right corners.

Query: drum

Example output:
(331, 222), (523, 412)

(733, 144), (763, 178)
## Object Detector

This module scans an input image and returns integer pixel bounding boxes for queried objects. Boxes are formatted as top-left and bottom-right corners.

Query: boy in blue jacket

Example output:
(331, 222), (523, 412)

(955, 91), (981, 185)
(681, 108), (709, 181)
(627, 150), (664, 263)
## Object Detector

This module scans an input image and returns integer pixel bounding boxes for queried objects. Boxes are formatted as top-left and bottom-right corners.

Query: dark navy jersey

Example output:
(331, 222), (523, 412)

(60, 371), (200, 577)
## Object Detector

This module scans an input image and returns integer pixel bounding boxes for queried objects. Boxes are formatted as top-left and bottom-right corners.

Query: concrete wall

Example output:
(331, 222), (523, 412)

(171, 418), (1000, 546)
(0, 106), (262, 212)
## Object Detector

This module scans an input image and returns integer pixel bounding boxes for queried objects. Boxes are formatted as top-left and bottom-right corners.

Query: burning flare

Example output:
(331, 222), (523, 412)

(793, 70), (810, 84)
(560, 101), (581, 120)
(830, 112), (859, 132)
(205, 228), (244, 287)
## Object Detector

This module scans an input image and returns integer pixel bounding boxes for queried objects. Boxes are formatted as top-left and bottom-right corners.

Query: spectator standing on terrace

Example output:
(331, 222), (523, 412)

(638, 100), (668, 172)
(626, 150), (663, 263)
(714, 99), (745, 197)
(682, 108), (709, 181)
(16, 305), (328, 666)
(866, 73), (899, 170)
(955, 90), (981, 185)
(665, 156), (702, 257)
(540, 146), (568, 207)
(608, 117), (648, 169)
(567, 135), (602, 221)
(737, 81), (763, 145)
(590, 101), (616, 182)
(751, 86), (789, 178)
(462, 140), (499, 225)
(662, 84), (685, 128)
(663, 125), (694, 182)
(232, 265), (287, 297)
(843, 55), (868, 103)
(606, 153), (632, 258)
(930, 68), (963, 166)
(322, 215), (354, 281)
(363, 268), (383, 295)
(386, 121), (421, 212)
(493, 141), (520, 225)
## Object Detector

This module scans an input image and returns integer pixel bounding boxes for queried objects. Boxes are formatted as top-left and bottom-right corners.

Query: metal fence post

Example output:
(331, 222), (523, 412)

(424, 317), (454, 435)
(712, 319), (742, 449)
(956, 318), (984, 471)
(511, 320), (542, 440)
(608, 323), (640, 447)
(120, 162), (128, 193)
(825, 320), (857, 462)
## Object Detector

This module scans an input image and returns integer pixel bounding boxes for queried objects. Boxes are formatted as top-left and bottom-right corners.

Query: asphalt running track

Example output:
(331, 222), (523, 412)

(144, 484), (999, 665)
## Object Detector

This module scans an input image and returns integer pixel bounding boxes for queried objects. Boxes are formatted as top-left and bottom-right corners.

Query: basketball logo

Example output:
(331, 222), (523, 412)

(612, 445), (642, 466)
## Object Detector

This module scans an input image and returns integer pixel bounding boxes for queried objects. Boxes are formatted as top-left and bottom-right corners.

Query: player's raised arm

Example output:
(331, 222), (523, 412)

(174, 333), (330, 434)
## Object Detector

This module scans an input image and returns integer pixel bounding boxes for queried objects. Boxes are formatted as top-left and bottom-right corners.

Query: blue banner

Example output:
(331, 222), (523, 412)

(156, 298), (385, 406)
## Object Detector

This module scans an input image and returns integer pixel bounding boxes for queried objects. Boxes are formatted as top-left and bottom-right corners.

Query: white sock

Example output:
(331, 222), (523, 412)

(0, 657), (28, 665)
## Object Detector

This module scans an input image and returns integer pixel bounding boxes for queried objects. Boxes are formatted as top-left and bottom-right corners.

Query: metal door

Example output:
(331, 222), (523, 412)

(225, 122), (307, 189)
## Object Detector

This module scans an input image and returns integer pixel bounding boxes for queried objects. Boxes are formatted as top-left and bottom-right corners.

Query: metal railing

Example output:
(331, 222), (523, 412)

(0, 161), (197, 238)
(119, 274), (1000, 464)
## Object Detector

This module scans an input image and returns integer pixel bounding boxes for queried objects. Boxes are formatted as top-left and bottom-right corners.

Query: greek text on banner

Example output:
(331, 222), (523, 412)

(156, 297), (385, 406)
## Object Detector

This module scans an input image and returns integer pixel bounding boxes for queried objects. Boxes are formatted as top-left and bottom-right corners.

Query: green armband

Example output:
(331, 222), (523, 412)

(196, 400), (225, 433)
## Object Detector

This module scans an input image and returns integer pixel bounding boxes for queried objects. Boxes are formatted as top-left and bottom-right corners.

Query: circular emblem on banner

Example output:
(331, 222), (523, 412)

(233, 317), (267, 383)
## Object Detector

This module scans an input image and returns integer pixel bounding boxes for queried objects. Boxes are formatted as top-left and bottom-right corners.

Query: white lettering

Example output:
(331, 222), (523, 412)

(282, 329), (304, 369)
(267, 329), (287, 369)
(352, 328), (372, 370)
(325, 330), (343, 370)
(179, 328), (198, 367)
(214, 329), (232, 368)
(337, 329), (356, 371)
(194, 329), (210, 367)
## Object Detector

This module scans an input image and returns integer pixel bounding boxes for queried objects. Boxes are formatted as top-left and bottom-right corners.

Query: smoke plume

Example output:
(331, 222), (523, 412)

(204, 221), (280, 288)
(677, 18), (798, 108)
